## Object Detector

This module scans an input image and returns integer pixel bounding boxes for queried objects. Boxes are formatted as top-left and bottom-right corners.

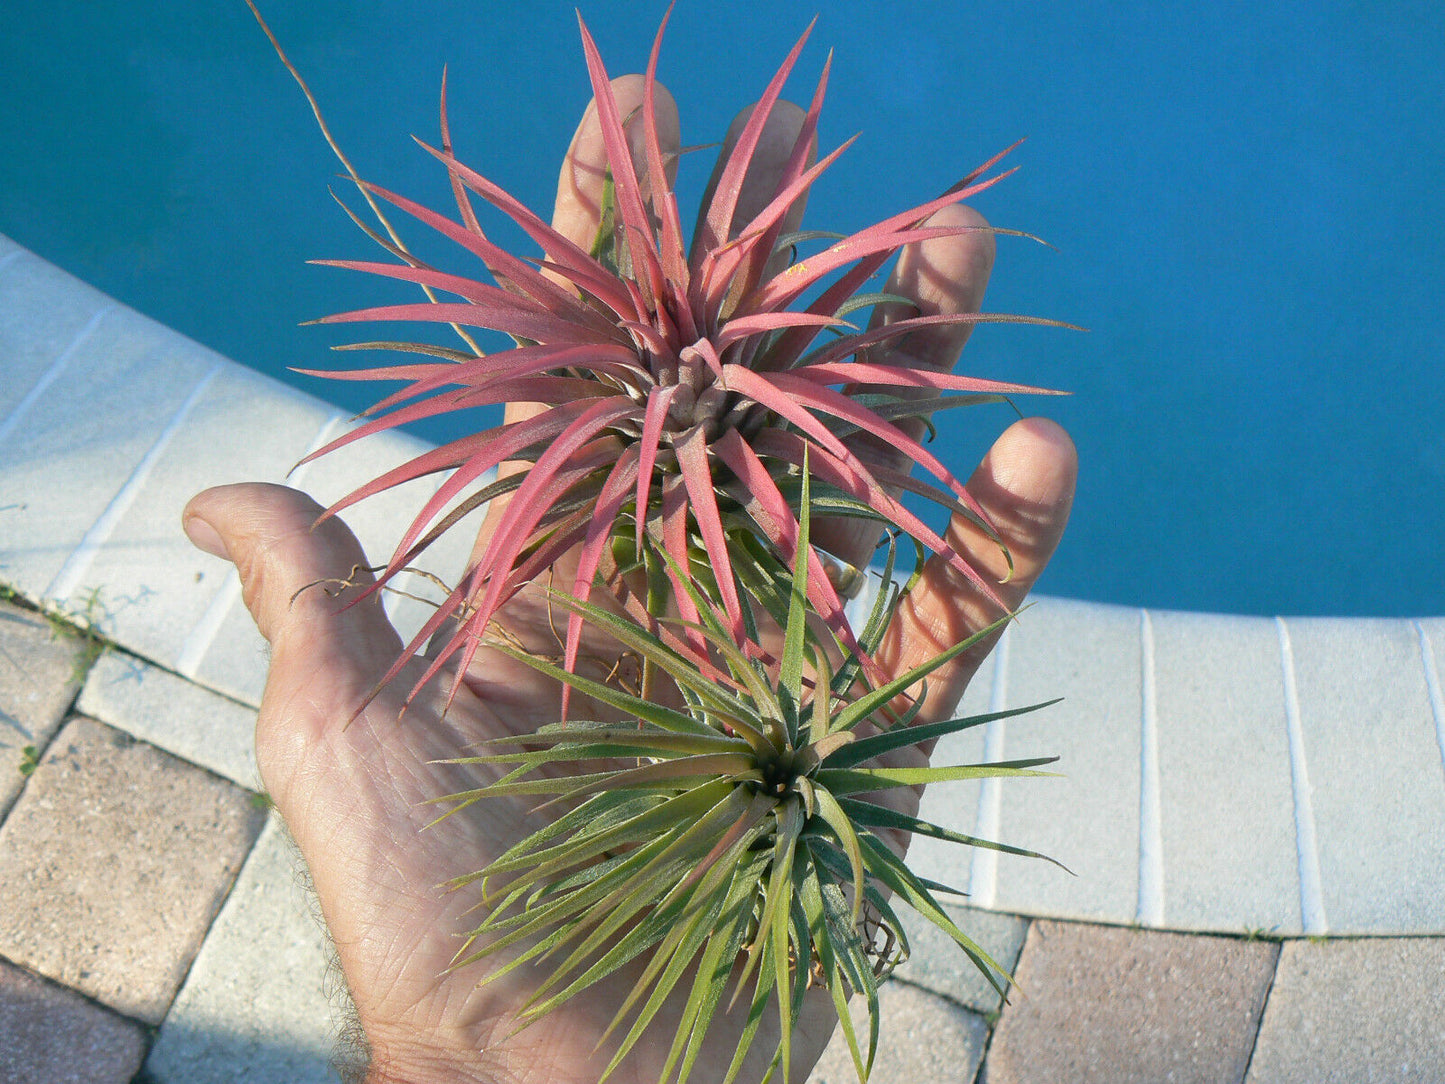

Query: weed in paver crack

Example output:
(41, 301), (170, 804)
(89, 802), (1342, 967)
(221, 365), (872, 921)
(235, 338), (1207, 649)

(0, 582), (114, 683)
(47, 585), (112, 682)
(17, 744), (39, 777)
(1242, 926), (1283, 942)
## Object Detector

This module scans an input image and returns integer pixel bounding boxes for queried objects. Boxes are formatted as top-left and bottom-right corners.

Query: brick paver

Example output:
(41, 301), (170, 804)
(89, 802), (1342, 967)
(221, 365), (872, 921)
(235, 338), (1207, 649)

(0, 716), (266, 1023)
(0, 955), (147, 1084)
(1246, 937), (1445, 1084)
(982, 921), (1278, 1084)
(0, 599), (87, 818)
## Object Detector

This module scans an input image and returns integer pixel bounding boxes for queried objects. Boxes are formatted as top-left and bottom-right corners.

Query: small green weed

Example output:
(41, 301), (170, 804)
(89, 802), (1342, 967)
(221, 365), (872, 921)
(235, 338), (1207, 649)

(0, 581), (112, 682)
(45, 586), (111, 682)
(18, 745), (40, 777)
(1242, 925), (1282, 942)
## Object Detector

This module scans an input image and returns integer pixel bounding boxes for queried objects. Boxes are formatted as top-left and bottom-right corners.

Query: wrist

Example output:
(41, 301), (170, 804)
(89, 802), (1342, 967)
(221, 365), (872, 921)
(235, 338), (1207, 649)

(352, 1028), (499, 1084)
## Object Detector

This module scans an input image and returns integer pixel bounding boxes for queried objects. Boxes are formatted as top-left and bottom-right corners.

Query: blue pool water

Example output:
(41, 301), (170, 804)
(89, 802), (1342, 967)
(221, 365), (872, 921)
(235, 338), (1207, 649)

(4, 2), (1443, 617)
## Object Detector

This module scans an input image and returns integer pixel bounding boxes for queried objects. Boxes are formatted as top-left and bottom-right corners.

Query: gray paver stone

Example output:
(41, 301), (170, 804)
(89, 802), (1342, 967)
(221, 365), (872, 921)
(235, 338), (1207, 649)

(983, 921), (1278, 1084)
(0, 955), (148, 1084)
(0, 599), (86, 818)
(0, 247), (111, 429)
(1246, 937), (1445, 1084)
(808, 981), (989, 1084)
(146, 815), (341, 1083)
(1286, 618), (1445, 933)
(895, 904), (1028, 1014)
(79, 647), (260, 788)
(0, 303), (215, 599)
(990, 599), (1143, 922)
(0, 716), (266, 1023)
(55, 363), (329, 670)
(1150, 610), (1302, 934)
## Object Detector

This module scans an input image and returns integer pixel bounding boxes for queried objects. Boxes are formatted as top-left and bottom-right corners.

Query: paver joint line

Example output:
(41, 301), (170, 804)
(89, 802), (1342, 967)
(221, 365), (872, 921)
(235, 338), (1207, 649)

(1275, 617), (1328, 936)
(1419, 622), (1445, 782)
(1137, 609), (1163, 927)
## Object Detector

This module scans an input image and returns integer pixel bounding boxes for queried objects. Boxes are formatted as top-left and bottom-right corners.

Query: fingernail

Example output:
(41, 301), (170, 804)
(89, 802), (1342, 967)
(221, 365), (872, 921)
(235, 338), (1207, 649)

(183, 514), (230, 561)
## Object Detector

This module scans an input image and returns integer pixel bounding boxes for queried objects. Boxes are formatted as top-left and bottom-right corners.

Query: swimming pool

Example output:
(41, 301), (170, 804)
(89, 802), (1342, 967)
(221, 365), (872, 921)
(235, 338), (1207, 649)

(4, 1), (1441, 616)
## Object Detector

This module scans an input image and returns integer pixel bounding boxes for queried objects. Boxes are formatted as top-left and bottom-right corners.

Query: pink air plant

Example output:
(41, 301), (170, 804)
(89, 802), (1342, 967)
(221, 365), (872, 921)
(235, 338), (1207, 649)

(294, 9), (1066, 708)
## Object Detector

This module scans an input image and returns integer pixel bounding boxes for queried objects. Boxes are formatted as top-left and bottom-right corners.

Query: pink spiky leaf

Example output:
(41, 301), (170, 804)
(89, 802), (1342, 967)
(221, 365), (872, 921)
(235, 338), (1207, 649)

(315, 298), (621, 347)
(640, 4), (695, 339)
(791, 359), (1061, 397)
(674, 427), (747, 645)
(634, 384), (681, 561)
(466, 403), (637, 628)
(693, 19), (816, 285)
(562, 445), (643, 713)
(574, 14), (667, 303)
(693, 128), (854, 316)
(351, 179), (627, 331)
(414, 140), (640, 319)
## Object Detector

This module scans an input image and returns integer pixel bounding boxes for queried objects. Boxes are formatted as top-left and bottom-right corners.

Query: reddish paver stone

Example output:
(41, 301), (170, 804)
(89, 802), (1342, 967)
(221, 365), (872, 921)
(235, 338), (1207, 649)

(0, 955), (147, 1084)
(0, 716), (265, 1024)
(1246, 938), (1445, 1084)
(983, 921), (1278, 1084)
(0, 598), (87, 818)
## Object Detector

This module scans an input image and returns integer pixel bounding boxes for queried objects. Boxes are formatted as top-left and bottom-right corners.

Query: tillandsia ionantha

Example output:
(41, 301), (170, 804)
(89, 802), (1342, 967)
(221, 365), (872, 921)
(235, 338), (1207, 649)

(249, 2), (1071, 1080)
(430, 479), (1065, 1084)
(259, 3), (1070, 711)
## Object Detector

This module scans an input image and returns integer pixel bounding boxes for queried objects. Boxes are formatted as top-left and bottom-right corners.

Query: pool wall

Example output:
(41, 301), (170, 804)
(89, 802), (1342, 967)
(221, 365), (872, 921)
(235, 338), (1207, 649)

(3, 230), (1443, 940)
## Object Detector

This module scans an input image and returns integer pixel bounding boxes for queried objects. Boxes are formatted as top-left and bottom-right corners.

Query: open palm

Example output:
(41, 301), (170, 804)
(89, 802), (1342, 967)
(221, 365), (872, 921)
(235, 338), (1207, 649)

(183, 77), (1075, 1084)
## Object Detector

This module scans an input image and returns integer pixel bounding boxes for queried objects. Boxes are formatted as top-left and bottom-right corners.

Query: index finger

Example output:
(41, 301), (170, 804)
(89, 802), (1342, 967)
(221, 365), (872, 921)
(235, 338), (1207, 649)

(811, 203), (998, 572)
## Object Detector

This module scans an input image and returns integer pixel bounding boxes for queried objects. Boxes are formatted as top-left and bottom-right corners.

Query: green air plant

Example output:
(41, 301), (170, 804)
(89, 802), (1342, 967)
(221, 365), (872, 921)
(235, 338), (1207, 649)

(434, 486), (1062, 1084)
(249, 2), (1069, 1079)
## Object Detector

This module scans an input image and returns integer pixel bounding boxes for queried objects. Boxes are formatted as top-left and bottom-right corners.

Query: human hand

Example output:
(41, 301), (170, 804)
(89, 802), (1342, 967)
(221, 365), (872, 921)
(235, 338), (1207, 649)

(182, 77), (1075, 1084)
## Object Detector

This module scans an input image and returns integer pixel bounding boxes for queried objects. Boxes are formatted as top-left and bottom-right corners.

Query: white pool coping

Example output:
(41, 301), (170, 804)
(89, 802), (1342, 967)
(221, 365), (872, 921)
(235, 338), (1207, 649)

(4, 231), (1444, 942)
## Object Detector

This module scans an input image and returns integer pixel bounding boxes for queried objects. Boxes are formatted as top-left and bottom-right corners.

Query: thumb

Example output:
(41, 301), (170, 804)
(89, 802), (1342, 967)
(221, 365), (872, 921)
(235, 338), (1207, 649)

(182, 482), (403, 696)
